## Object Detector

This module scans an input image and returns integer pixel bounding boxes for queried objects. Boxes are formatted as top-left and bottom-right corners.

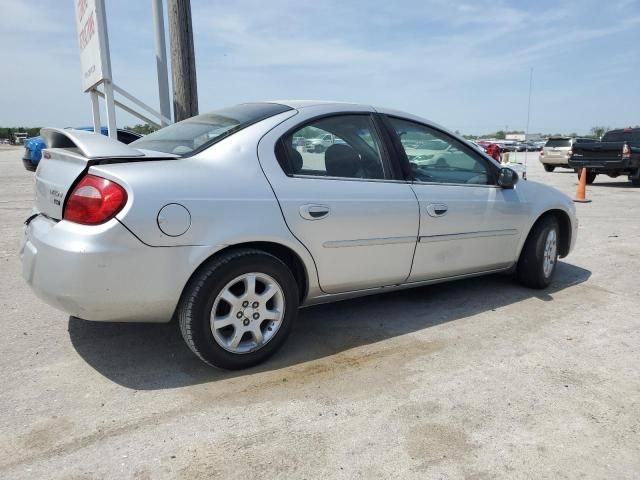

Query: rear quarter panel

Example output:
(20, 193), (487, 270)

(89, 110), (321, 299)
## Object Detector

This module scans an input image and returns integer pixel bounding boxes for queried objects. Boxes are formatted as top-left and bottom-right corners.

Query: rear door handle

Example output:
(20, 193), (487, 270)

(426, 203), (448, 217)
(299, 204), (331, 220)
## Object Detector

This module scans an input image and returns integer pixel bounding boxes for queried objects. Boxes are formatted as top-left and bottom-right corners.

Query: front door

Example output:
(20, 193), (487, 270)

(383, 116), (528, 282)
(265, 113), (419, 293)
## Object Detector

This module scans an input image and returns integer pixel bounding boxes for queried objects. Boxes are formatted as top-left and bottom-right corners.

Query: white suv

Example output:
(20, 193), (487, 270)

(540, 137), (593, 172)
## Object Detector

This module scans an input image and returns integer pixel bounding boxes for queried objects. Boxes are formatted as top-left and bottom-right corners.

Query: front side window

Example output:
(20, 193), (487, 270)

(277, 115), (387, 180)
(388, 117), (493, 185)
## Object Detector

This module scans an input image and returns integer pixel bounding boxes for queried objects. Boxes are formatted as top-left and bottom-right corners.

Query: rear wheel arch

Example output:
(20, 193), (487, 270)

(523, 209), (572, 259)
(181, 241), (309, 305)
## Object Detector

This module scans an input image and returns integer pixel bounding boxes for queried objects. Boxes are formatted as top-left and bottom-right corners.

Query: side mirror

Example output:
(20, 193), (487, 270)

(497, 167), (519, 189)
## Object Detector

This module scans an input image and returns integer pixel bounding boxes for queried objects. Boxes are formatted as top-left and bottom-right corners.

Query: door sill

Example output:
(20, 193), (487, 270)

(302, 265), (514, 307)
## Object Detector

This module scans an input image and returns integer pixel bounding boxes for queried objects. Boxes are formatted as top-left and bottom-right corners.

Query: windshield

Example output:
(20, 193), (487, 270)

(545, 138), (571, 148)
(130, 103), (292, 155)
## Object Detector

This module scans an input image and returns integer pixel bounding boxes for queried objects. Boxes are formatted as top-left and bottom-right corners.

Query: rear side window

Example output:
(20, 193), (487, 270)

(545, 138), (571, 148)
(276, 115), (387, 180)
(130, 103), (292, 156)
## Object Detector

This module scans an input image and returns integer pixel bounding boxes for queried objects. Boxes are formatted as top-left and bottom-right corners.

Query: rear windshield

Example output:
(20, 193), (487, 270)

(130, 103), (292, 155)
(602, 130), (640, 144)
(545, 138), (571, 148)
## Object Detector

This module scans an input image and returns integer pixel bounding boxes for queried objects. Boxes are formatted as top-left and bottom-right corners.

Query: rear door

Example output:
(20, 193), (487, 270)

(260, 112), (419, 294)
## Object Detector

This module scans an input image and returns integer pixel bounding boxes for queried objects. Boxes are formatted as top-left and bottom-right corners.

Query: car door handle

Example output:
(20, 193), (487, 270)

(299, 204), (331, 220)
(425, 203), (448, 217)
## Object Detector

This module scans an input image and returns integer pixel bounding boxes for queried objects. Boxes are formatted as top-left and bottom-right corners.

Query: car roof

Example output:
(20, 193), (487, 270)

(255, 100), (457, 143)
(270, 100), (372, 110)
(269, 100), (437, 124)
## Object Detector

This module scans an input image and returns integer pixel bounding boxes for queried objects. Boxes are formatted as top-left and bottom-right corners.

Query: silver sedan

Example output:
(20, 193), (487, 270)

(21, 101), (578, 369)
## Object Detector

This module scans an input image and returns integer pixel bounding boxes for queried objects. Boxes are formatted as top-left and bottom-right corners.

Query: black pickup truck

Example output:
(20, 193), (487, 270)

(569, 128), (640, 185)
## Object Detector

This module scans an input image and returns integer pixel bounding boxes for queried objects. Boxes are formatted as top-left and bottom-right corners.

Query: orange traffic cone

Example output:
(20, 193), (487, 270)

(574, 168), (592, 203)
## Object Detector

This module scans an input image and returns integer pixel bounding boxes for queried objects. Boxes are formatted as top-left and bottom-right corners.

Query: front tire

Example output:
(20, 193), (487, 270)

(517, 216), (560, 289)
(178, 249), (299, 370)
(543, 164), (555, 172)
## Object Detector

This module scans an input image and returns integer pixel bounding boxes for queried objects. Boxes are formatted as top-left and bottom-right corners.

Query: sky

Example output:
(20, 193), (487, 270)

(0, 0), (638, 135)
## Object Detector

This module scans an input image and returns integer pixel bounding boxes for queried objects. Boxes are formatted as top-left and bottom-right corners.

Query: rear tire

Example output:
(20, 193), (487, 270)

(543, 164), (555, 172)
(178, 249), (299, 370)
(631, 175), (640, 186)
(517, 216), (560, 289)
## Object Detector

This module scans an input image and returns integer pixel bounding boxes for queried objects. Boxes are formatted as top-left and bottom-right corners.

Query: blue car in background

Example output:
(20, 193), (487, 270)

(22, 127), (141, 171)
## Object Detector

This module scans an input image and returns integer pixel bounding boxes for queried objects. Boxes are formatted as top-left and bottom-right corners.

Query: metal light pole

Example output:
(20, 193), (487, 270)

(152, 0), (171, 126)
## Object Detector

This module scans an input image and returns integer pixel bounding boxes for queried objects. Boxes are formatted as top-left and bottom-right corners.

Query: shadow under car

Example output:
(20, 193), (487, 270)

(68, 261), (591, 390)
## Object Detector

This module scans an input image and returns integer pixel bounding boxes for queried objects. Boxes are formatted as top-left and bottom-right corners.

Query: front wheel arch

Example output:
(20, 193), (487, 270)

(521, 209), (572, 260)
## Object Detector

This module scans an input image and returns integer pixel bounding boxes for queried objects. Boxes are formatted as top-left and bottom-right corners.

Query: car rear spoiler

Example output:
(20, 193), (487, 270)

(40, 127), (146, 159)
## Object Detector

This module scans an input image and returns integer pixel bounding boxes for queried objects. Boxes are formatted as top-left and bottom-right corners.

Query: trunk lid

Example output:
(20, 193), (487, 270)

(34, 128), (175, 220)
(35, 148), (92, 219)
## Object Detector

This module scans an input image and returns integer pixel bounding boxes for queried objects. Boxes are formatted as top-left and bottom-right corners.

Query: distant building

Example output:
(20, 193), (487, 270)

(505, 133), (526, 141)
(505, 133), (543, 142)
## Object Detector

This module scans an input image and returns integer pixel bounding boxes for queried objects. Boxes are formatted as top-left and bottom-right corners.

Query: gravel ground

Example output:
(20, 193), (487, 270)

(0, 145), (638, 479)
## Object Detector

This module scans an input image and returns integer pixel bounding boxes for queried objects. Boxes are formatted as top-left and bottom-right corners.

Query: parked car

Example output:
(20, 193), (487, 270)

(569, 128), (640, 185)
(499, 142), (518, 152)
(523, 142), (542, 152)
(539, 137), (594, 172)
(22, 127), (141, 171)
(21, 101), (577, 370)
(304, 133), (346, 153)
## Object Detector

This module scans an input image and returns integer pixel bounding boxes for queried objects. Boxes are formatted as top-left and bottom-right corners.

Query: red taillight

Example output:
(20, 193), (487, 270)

(622, 143), (631, 160)
(540, 149), (544, 157)
(63, 174), (127, 225)
(566, 149), (572, 158)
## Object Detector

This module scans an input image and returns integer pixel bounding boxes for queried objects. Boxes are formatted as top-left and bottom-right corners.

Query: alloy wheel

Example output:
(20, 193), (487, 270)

(210, 273), (285, 354)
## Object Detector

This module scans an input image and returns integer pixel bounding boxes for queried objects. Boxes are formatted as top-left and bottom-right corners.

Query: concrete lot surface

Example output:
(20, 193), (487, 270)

(1, 147), (638, 479)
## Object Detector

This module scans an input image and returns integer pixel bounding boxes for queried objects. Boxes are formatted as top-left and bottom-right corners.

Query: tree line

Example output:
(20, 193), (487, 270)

(0, 127), (42, 139)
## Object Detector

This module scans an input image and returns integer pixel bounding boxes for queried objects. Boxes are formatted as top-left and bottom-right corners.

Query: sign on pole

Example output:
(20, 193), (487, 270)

(75, 0), (111, 92)
(73, 0), (172, 137)
(74, 0), (116, 138)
